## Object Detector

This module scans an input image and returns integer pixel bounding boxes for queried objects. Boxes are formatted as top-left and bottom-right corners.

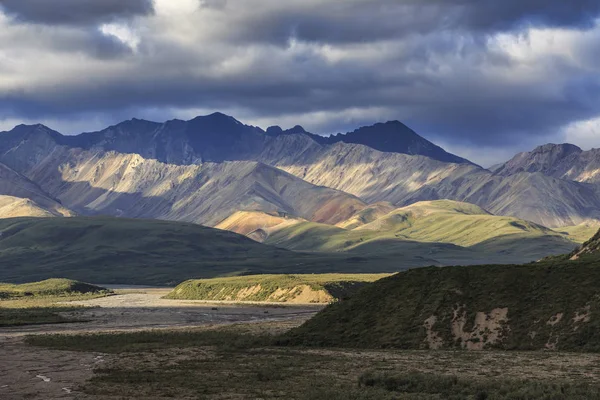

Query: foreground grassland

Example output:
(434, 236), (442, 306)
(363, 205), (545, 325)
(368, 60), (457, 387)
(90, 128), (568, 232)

(26, 323), (600, 399)
(166, 273), (391, 303)
(0, 279), (110, 326)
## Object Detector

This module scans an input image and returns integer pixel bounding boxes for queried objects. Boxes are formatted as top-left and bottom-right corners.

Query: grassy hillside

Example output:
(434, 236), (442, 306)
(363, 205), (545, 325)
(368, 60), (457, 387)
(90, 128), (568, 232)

(0, 278), (107, 299)
(214, 210), (305, 242)
(0, 217), (422, 285)
(282, 259), (600, 351)
(357, 200), (557, 247)
(0, 278), (110, 326)
(557, 222), (600, 243)
(166, 274), (390, 303)
(335, 202), (395, 229)
(264, 200), (578, 263)
(0, 217), (298, 285)
(0, 213), (590, 286)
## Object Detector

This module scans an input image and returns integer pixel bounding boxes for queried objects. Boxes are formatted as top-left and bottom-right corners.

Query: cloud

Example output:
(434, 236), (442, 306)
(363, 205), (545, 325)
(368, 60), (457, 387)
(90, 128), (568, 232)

(0, 0), (600, 163)
(563, 117), (600, 149)
(0, 0), (154, 25)
(198, 0), (600, 46)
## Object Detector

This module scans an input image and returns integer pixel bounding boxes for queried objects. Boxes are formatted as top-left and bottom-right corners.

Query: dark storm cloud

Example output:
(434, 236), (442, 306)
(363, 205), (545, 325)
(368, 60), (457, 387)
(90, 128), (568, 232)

(1, 0), (600, 155)
(0, 0), (154, 25)
(455, 0), (600, 31)
(225, 0), (600, 45)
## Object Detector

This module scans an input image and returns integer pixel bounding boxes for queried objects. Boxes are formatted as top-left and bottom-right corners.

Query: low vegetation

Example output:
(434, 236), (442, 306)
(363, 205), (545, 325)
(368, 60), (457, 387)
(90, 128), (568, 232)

(26, 326), (273, 353)
(356, 371), (600, 399)
(0, 217), (408, 285)
(282, 259), (600, 351)
(0, 278), (109, 326)
(264, 200), (580, 264)
(165, 274), (390, 303)
(26, 322), (600, 399)
(0, 278), (108, 299)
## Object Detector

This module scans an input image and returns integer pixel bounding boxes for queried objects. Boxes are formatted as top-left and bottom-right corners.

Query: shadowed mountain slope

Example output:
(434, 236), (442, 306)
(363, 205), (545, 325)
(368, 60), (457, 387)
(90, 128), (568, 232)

(0, 217), (295, 285)
(318, 121), (473, 164)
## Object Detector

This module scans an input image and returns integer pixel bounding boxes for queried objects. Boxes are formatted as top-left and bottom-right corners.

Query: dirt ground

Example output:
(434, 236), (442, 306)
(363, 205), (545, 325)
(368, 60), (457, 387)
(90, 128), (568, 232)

(0, 336), (103, 400)
(0, 289), (323, 399)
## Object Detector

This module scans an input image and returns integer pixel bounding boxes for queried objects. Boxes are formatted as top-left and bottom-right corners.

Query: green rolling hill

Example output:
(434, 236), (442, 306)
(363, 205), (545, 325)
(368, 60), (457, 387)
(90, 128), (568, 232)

(0, 216), (477, 285)
(0, 217), (296, 285)
(263, 200), (580, 263)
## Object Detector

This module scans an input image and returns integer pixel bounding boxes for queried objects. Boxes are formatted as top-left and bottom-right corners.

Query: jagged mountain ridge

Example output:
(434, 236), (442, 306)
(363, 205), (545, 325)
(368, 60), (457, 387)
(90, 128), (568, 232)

(265, 121), (473, 165)
(2, 115), (600, 228)
(258, 133), (600, 227)
(2, 113), (471, 165)
(318, 121), (473, 165)
(0, 128), (365, 226)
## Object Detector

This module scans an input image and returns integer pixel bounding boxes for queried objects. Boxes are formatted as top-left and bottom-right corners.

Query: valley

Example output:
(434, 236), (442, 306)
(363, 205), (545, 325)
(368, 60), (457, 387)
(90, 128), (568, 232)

(0, 115), (599, 276)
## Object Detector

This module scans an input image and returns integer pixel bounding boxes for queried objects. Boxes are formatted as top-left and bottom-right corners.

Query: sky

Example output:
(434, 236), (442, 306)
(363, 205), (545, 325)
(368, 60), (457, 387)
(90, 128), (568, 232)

(0, 0), (599, 166)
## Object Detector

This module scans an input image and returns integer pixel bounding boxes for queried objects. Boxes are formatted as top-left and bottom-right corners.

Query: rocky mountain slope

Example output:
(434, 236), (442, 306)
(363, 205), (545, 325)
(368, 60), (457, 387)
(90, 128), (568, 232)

(2, 114), (600, 230)
(282, 262), (600, 351)
(215, 211), (306, 242)
(0, 195), (64, 218)
(0, 159), (72, 217)
(259, 134), (600, 227)
(568, 226), (600, 260)
(0, 126), (366, 226)
(494, 143), (600, 184)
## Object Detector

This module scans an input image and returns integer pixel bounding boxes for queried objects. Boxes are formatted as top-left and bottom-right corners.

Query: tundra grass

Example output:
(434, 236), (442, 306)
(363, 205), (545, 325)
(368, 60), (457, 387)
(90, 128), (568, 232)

(0, 217), (408, 285)
(0, 278), (110, 326)
(165, 273), (391, 302)
(26, 323), (600, 399)
(282, 259), (600, 351)
(264, 200), (581, 262)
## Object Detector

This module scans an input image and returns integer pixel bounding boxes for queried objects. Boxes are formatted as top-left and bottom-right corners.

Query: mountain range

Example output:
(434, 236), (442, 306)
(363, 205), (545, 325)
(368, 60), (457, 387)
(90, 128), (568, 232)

(0, 112), (599, 269)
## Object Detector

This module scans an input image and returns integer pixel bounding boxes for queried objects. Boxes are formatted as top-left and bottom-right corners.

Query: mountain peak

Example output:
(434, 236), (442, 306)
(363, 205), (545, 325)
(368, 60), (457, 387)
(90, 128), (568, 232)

(266, 126), (284, 136)
(287, 125), (306, 134)
(5, 123), (63, 140)
(320, 121), (473, 165)
(191, 112), (242, 125)
(495, 143), (583, 176)
(531, 143), (582, 155)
